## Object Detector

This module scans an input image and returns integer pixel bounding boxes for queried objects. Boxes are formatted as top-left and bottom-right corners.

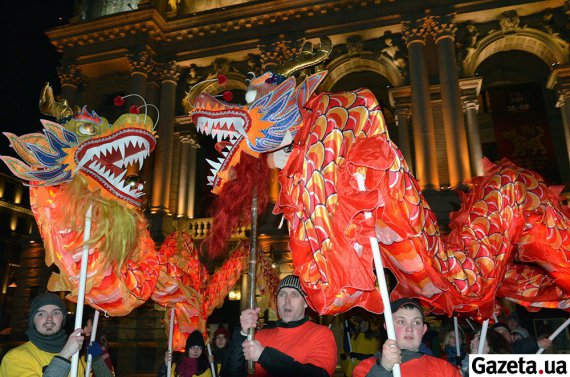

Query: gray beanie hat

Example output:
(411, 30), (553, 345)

(277, 275), (306, 297)
(28, 292), (67, 329)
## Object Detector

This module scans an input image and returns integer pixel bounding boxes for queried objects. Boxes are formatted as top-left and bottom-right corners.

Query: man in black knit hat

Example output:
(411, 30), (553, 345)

(223, 274), (337, 376)
(0, 292), (113, 376)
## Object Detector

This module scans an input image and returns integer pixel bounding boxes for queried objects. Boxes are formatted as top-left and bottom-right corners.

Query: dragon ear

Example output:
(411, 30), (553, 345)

(296, 71), (327, 108)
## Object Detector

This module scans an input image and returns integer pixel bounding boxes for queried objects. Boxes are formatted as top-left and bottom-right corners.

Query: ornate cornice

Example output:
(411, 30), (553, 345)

(57, 64), (84, 88)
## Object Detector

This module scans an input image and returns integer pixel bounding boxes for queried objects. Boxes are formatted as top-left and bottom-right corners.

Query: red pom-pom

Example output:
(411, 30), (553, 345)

(114, 96), (125, 106)
(129, 105), (141, 114)
(217, 74), (227, 85)
(222, 91), (233, 102)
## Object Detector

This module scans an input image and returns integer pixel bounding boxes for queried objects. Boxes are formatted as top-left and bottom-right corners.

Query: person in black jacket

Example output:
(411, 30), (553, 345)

(491, 322), (552, 354)
(221, 275), (337, 377)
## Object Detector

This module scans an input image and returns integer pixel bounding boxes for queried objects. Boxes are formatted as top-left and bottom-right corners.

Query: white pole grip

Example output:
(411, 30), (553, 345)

(166, 308), (175, 377)
(537, 317), (570, 354)
(207, 342), (217, 377)
(85, 310), (100, 377)
(71, 203), (93, 377)
(355, 173), (401, 377)
(477, 319), (490, 354)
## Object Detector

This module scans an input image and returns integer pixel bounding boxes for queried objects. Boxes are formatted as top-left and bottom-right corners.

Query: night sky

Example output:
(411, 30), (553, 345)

(0, 1), (75, 166)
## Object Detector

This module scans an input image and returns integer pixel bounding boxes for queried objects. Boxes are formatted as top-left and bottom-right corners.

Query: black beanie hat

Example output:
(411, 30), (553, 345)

(277, 275), (306, 297)
(28, 292), (67, 329)
(185, 330), (205, 352)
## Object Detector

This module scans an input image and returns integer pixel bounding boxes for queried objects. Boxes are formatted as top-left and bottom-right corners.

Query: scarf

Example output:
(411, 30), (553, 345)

(26, 327), (68, 353)
(177, 357), (199, 377)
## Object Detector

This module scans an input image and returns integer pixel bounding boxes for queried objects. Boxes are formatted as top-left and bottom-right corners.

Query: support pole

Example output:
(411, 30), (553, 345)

(355, 173), (400, 377)
(247, 189), (259, 375)
(454, 316), (460, 357)
(477, 319), (490, 354)
(207, 342), (217, 377)
(85, 310), (100, 377)
(167, 308), (175, 377)
(537, 317), (570, 354)
(70, 203), (93, 377)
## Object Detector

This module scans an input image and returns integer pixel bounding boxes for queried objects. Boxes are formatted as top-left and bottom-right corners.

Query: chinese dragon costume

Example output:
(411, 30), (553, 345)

(189, 37), (570, 319)
(152, 227), (279, 350)
(1, 84), (160, 316)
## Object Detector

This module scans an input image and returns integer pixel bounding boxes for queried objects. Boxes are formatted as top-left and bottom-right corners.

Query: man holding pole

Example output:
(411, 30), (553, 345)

(0, 292), (113, 377)
(223, 275), (337, 377)
(353, 299), (461, 377)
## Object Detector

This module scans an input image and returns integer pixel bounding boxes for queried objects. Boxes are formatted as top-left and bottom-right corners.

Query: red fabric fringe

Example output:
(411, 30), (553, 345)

(200, 152), (270, 260)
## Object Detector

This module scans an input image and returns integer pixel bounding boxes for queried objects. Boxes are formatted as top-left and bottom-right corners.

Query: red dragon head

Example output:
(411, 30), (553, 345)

(1, 83), (156, 208)
(189, 37), (332, 194)
(0, 84), (160, 315)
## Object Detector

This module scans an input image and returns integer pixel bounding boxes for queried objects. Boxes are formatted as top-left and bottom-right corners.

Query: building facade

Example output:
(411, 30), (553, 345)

(2, 0), (570, 374)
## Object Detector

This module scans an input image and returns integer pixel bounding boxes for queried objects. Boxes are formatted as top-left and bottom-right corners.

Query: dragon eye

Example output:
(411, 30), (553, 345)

(78, 122), (97, 135)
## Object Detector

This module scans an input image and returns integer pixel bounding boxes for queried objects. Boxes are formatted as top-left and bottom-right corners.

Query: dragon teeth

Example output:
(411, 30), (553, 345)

(206, 158), (221, 170)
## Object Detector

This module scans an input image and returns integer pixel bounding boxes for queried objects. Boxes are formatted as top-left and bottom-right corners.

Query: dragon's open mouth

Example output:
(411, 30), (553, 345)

(75, 128), (156, 206)
(191, 95), (251, 189)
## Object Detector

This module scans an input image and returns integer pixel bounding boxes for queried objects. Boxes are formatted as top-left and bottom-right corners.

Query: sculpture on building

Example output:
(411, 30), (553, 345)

(380, 35), (407, 74)
(0, 84), (161, 316)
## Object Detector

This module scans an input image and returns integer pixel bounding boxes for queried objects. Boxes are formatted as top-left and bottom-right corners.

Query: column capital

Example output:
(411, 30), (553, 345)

(547, 65), (570, 107)
(402, 17), (432, 46)
(430, 14), (457, 43)
(127, 51), (154, 77)
(258, 38), (304, 70)
(463, 99), (479, 112)
(57, 65), (84, 88)
(157, 61), (181, 84)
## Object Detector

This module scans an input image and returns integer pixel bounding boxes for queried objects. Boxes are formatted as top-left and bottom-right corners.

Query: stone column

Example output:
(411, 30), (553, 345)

(127, 51), (152, 104)
(126, 52), (154, 183)
(140, 71), (161, 203)
(151, 61), (180, 215)
(57, 65), (83, 106)
(402, 18), (439, 189)
(460, 77), (484, 177)
(464, 100), (483, 177)
(394, 107), (412, 167)
(432, 15), (471, 186)
(547, 66), (570, 165)
(173, 119), (200, 218)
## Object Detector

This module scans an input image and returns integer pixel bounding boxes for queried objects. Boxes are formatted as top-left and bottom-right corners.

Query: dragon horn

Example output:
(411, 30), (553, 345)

(273, 36), (332, 77)
(39, 82), (74, 121)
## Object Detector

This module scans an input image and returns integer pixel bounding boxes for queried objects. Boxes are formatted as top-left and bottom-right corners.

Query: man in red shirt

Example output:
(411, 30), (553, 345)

(223, 275), (337, 377)
(354, 298), (461, 377)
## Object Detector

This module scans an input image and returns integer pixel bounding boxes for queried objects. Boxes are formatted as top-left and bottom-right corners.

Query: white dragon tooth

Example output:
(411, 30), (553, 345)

(119, 143), (126, 159)
(207, 176), (214, 185)
(206, 159), (221, 170)
(137, 152), (144, 167)
(116, 170), (127, 182)
(218, 157), (224, 164)
(216, 132), (224, 142)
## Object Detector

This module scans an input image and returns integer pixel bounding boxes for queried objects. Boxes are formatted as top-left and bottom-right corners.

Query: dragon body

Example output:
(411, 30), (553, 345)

(191, 69), (570, 318)
(152, 230), (279, 350)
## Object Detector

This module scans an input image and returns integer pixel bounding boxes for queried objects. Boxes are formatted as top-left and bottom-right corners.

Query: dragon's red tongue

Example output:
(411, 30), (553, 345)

(215, 141), (232, 153)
